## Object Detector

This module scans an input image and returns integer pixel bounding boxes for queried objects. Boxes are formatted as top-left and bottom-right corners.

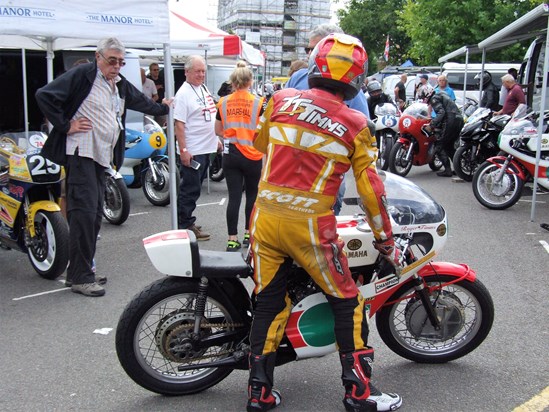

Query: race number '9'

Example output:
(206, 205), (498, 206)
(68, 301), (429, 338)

(28, 155), (61, 176)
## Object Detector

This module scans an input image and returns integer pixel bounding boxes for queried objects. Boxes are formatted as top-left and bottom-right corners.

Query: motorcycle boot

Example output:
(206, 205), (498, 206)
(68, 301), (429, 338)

(436, 152), (453, 177)
(247, 353), (281, 412)
(340, 348), (403, 412)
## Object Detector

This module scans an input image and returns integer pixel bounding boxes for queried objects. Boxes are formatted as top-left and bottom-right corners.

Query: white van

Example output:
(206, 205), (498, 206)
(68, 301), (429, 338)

(441, 62), (521, 106)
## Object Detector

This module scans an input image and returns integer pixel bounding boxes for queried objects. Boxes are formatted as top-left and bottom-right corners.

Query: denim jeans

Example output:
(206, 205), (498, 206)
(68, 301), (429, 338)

(177, 153), (210, 229)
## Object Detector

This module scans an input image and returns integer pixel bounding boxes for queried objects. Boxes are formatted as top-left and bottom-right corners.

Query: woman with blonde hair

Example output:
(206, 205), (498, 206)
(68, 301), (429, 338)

(215, 61), (265, 251)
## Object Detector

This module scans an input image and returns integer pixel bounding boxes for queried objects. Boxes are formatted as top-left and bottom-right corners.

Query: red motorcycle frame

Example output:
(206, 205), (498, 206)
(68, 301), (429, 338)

(388, 102), (441, 177)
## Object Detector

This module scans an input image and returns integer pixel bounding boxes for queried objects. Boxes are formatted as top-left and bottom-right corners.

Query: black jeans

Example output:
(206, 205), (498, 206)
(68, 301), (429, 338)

(66, 153), (105, 285)
(223, 145), (262, 236)
(177, 153), (210, 229)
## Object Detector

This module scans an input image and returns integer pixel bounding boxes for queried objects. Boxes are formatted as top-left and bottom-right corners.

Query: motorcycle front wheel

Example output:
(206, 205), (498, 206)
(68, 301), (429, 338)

(388, 141), (413, 177)
(472, 161), (523, 210)
(103, 176), (130, 225)
(209, 152), (224, 182)
(376, 275), (494, 363)
(377, 132), (394, 171)
(27, 210), (69, 280)
(453, 145), (478, 182)
(142, 158), (180, 207)
(116, 277), (243, 395)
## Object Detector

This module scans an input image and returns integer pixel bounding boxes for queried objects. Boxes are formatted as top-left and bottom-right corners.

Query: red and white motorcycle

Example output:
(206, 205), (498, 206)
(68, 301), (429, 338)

(115, 172), (494, 396)
(473, 104), (549, 209)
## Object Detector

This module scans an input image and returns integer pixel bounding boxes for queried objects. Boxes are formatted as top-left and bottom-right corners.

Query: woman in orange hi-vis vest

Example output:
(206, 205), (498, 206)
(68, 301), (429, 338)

(215, 61), (265, 251)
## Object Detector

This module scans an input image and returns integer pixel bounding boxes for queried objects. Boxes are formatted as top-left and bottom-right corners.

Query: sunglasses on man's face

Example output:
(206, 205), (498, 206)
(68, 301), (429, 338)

(99, 52), (126, 67)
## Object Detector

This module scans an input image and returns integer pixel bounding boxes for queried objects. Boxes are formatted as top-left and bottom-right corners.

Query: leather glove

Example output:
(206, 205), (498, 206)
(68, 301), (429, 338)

(373, 238), (403, 277)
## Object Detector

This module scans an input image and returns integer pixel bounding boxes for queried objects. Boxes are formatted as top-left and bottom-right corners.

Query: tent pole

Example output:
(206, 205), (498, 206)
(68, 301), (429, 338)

(480, 50), (486, 103)
(463, 49), (469, 106)
(46, 39), (54, 83)
(529, 19), (549, 221)
(21, 49), (29, 136)
(163, 42), (178, 230)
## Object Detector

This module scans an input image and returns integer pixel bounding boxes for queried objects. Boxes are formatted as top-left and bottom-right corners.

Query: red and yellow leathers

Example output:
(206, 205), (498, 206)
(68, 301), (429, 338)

(249, 87), (393, 355)
(217, 89), (264, 160)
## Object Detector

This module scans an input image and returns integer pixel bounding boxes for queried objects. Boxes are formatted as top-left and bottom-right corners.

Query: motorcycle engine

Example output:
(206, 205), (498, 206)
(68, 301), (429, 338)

(287, 267), (321, 305)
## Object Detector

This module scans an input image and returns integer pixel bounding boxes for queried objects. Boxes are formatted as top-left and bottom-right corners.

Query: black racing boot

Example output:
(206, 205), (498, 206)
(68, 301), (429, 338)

(340, 349), (377, 412)
(247, 353), (282, 412)
(437, 155), (453, 177)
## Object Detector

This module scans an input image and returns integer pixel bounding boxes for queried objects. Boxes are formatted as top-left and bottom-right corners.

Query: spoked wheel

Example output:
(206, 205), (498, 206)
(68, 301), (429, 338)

(428, 155), (443, 171)
(377, 133), (394, 171)
(453, 145), (478, 181)
(116, 277), (247, 395)
(209, 152), (224, 182)
(142, 158), (180, 206)
(376, 275), (494, 363)
(472, 161), (523, 209)
(103, 175), (130, 225)
(389, 141), (413, 177)
(27, 210), (69, 280)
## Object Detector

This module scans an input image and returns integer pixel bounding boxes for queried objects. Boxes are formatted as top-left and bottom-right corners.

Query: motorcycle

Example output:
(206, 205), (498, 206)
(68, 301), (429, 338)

(103, 167), (130, 226)
(0, 132), (69, 279)
(209, 149), (224, 182)
(115, 171), (494, 396)
(388, 102), (442, 177)
(103, 117), (179, 225)
(472, 104), (549, 210)
(373, 102), (400, 171)
(452, 107), (510, 181)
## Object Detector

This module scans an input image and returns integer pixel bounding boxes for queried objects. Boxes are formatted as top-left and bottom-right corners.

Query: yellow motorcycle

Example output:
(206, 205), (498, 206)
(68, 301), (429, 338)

(0, 132), (69, 279)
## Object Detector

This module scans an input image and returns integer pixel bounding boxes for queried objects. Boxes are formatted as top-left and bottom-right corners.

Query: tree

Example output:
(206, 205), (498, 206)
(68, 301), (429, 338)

(398, 0), (539, 65)
(337, 0), (411, 72)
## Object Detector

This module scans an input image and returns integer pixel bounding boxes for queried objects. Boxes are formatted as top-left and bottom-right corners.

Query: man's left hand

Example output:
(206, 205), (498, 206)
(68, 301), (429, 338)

(373, 238), (404, 277)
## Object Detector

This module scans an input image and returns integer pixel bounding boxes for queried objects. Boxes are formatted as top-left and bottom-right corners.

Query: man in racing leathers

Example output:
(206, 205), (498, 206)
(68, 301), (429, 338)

(246, 33), (403, 412)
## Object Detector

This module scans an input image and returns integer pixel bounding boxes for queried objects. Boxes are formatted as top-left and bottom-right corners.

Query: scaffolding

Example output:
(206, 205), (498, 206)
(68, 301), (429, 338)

(217, 0), (331, 79)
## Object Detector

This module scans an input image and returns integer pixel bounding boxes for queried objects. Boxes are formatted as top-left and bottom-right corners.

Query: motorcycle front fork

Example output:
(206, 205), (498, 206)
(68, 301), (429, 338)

(410, 274), (442, 330)
(494, 156), (512, 182)
(146, 158), (159, 183)
(405, 141), (414, 161)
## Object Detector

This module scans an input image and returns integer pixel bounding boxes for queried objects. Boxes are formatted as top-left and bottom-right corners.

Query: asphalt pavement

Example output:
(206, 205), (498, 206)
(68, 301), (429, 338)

(1, 165), (548, 412)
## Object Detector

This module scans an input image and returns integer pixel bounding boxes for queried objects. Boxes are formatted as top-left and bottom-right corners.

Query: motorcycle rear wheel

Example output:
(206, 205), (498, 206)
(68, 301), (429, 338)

(388, 141), (413, 177)
(376, 275), (494, 363)
(141, 158), (180, 207)
(116, 277), (242, 395)
(472, 161), (523, 210)
(103, 176), (130, 225)
(453, 145), (478, 182)
(27, 210), (69, 280)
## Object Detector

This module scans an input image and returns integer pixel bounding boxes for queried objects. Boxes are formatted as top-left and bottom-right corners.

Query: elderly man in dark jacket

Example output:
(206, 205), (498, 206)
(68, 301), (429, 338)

(425, 90), (463, 177)
(35, 37), (170, 296)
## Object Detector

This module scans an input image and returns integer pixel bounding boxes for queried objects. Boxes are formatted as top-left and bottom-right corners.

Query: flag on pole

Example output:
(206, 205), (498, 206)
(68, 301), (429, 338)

(384, 35), (390, 61)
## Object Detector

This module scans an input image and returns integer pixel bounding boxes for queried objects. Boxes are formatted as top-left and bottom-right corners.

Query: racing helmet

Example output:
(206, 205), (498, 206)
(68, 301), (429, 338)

(308, 33), (368, 100)
(367, 80), (382, 95)
(474, 71), (492, 87)
(418, 84), (435, 102)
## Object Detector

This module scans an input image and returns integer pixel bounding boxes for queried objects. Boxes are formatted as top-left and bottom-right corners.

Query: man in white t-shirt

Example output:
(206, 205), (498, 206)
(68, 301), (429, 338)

(173, 55), (220, 240)
(141, 68), (158, 101)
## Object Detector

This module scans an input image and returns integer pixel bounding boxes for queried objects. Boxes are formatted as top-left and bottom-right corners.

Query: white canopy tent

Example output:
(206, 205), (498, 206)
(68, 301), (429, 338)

(0, 0), (182, 228)
(478, 3), (549, 221)
(438, 3), (549, 220)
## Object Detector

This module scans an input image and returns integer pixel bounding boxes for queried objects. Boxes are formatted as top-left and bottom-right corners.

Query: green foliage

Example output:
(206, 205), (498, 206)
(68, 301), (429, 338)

(337, 0), (411, 72)
(335, 0), (542, 69)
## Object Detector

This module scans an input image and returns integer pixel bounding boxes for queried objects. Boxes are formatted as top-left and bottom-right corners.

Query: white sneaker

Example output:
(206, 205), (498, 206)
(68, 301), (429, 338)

(369, 384), (402, 411)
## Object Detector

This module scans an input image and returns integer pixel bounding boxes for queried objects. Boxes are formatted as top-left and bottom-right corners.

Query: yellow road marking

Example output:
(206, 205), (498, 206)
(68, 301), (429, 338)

(513, 386), (549, 412)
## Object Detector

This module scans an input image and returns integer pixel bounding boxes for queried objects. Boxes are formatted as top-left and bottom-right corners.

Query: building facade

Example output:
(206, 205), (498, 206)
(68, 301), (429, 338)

(217, 0), (331, 79)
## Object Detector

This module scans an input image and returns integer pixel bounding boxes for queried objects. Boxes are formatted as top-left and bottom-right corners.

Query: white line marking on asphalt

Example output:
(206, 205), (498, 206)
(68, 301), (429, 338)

(13, 287), (70, 301)
(93, 328), (113, 335)
(129, 212), (150, 216)
(540, 240), (549, 254)
(197, 197), (226, 207)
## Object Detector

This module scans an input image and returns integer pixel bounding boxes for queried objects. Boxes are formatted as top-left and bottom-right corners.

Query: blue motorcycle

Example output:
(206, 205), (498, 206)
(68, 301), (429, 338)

(103, 117), (179, 225)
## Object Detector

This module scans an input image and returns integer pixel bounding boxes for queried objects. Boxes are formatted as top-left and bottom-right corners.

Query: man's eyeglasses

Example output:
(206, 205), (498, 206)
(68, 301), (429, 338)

(99, 52), (126, 67)
(305, 47), (313, 54)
